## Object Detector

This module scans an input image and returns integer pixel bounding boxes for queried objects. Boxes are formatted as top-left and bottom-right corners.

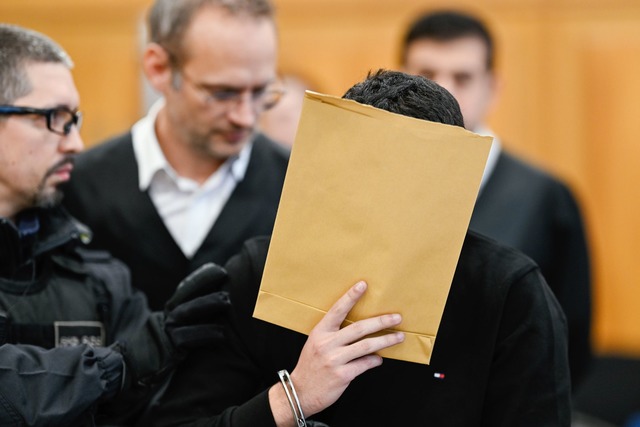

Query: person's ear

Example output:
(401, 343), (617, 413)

(143, 43), (174, 93)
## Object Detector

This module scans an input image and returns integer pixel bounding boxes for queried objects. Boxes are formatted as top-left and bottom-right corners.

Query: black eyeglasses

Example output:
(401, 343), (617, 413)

(0, 105), (82, 136)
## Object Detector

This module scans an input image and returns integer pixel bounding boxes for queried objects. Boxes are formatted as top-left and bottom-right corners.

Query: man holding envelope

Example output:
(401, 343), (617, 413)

(149, 70), (570, 426)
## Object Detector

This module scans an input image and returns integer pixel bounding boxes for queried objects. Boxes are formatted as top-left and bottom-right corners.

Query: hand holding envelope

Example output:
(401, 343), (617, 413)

(254, 91), (492, 365)
(273, 280), (404, 420)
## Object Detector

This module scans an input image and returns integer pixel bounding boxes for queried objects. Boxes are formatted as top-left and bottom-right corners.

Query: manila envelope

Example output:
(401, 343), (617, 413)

(253, 91), (492, 365)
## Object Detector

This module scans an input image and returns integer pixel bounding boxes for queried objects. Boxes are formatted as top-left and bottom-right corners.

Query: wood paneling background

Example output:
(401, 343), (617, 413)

(1, 0), (150, 144)
(2, 0), (640, 356)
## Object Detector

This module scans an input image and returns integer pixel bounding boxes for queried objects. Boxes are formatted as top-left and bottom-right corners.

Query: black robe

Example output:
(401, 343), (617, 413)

(471, 150), (592, 387)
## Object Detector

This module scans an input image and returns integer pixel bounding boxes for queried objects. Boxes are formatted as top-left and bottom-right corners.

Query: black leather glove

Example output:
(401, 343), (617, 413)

(164, 263), (231, 350)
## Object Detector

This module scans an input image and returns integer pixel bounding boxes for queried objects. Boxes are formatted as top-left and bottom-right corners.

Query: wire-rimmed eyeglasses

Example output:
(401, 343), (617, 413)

(0, 105), (82, 136)
(179, 71), (286, 114)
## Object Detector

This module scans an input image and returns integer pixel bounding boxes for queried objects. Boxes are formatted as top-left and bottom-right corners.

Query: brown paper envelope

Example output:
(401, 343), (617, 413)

(253, 91), (492, 364)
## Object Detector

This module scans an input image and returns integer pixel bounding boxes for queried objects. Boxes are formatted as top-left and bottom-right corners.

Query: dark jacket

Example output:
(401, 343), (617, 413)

(0, 207), (173, 426)
(148, 234), (571, 427)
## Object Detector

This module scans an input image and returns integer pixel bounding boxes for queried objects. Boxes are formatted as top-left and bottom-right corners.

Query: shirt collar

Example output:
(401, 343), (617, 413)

(473, 125), (502, 191)
(131, 98), (253, 190)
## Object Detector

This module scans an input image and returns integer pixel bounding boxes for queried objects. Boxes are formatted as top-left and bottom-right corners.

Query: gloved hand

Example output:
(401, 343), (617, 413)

(164, 262), (231, 350)
(112, 263), (231, 393)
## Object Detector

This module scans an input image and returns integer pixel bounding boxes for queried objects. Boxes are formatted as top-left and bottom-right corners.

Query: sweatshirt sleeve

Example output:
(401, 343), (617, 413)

(483, 268), (572, 426)
(186, 390), (277, 427)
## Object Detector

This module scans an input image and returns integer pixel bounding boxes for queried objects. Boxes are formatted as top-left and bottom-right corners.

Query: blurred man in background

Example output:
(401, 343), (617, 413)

(400, 10), (592, 389)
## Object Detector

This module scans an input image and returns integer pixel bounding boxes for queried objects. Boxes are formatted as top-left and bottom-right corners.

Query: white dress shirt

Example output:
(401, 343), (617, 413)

(131, 99), (252, 258)
(474, 126), (502, 193)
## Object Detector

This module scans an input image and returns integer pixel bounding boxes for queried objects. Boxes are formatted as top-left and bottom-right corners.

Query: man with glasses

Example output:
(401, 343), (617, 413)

(63, 0), (290, 311)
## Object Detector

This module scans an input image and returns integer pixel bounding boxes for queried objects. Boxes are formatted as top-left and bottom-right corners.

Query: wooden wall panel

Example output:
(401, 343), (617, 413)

(0, 0), (152, 146)
(582, 37), (640, 353)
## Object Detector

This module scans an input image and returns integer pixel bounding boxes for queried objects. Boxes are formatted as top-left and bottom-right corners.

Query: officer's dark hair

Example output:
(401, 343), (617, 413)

(0, 24), (73, 105)
(342, 69), (464, 128)
(401, 10), (494, 71)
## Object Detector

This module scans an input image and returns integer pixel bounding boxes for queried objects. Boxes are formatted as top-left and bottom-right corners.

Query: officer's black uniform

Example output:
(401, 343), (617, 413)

(0, 206), (175, 426)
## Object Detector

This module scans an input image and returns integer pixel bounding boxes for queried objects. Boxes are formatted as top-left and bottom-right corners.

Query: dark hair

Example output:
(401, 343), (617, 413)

(0, 24), (72, 104)
(342, 69), (464, 128)
(148, 0), (274, 69)
(401, 10), (494, 71)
